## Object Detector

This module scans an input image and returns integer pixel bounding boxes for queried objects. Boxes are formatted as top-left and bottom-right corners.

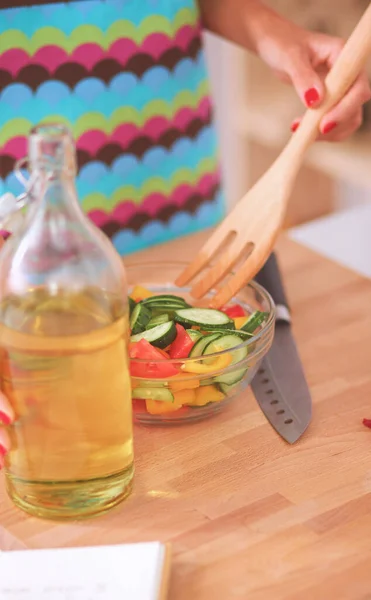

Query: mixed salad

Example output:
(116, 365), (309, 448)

(129, 285), (268, 417)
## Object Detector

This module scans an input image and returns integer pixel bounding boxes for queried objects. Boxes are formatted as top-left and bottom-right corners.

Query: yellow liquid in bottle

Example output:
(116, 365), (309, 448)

(0, 289), (134, 520)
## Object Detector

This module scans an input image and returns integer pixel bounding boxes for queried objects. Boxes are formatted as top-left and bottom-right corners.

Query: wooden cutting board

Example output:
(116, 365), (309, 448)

(1, 232), (371, 599)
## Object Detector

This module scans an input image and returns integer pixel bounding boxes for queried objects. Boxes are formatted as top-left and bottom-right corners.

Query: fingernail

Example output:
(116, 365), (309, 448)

(323, 121), (337, 134)
(0, 444), (7, 456)
(304, 87), (320, 107)
(291, 121), (299, 132)
(0, 411), (11, 426)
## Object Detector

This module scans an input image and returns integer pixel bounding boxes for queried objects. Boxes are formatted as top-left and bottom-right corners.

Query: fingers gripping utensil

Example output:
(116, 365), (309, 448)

(176, 3), (371, 308)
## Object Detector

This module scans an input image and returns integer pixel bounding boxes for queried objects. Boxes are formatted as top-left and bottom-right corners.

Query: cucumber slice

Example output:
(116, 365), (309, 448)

(189, 333), (222, 357)
(175, 308), (233, 329)
(151, 303), (191, 315)
(218, 381), (240, 395)
(204, 328), (252, 339)
(130, 321), (177, 349)
(132, 387), (174, 403)
(240, 311), (268, 334)
(146, 313), (169, 330)
(187, 329), (203, 343)
(129, 297), (136, 317)
(142, 295), (189, 307)
(142, 296), (189, 316)
(203, 333), (249, 385)
(199, 377), (215, 386)
(130, 303), (152, 335)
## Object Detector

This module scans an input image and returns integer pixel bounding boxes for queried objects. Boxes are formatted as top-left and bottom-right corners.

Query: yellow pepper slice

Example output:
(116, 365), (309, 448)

(130, 285), (154, 301)
(145, 399), (183, 415)
(193, 385), (225, 406)
(170, 376), (200, 392)
(173, 389), (196, 405)
(234, 316), (247, 329)
(181, 352), (232, 374)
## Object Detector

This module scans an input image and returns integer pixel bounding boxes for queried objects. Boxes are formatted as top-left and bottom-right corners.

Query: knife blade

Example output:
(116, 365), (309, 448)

(252, 253), (312, 443)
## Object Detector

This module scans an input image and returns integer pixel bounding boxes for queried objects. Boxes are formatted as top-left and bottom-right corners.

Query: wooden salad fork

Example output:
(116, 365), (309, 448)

(176, 3), (371, 308)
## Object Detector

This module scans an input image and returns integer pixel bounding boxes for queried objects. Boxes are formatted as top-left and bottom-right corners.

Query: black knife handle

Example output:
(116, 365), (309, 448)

(254, 253), (290, 311)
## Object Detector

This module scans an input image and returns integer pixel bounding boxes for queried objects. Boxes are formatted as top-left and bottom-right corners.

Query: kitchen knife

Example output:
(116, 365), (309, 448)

(252, 253), (312, 443)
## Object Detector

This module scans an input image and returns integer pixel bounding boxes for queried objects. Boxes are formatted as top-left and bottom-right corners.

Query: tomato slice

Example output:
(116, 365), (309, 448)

(132, 399), (147, 414)
(169, 324), (195, 359)
(129, 339), (179, 378)
(220, 304), (246, 318)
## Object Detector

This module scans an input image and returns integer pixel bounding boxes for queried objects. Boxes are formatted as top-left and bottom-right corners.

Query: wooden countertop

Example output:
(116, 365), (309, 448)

(1, 232), (371, 599)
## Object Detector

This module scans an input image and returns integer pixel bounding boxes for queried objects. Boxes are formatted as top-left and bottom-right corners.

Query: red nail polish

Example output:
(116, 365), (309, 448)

(323, 121), (337, 134)
(304, 88), (320, 107)
(0, 444), (7, 456)
(291, 121), (299, 132)
(0, 411), (11, 426)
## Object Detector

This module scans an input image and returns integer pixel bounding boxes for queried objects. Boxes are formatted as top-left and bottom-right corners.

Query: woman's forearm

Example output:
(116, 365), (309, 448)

(198, 0), (286, 54)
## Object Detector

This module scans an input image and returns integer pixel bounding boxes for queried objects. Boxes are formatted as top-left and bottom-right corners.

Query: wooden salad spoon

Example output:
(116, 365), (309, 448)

(176, 3), (371, 308)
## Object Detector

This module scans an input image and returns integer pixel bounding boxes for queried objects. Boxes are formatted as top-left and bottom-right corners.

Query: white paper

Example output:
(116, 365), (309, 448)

(0, 543), (167, 600)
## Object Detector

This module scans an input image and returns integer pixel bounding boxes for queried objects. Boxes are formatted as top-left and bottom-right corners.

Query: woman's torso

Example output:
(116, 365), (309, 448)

(0, 0), (224, 255)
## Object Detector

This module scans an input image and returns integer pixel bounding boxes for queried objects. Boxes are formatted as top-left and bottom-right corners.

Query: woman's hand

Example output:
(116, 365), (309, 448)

(253, 13), (371, 141)
(0, 391), (13, 468)
(200, 0), (371, 141)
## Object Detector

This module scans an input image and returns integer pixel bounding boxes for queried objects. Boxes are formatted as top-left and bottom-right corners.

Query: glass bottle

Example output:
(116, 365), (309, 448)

(0, 124), (134, 519)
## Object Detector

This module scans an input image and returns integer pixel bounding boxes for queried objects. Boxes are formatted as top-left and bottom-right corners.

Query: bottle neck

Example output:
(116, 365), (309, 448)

(27, 124), (79, 210)
(28, 168), (80, 215)
(22, 163), (92, 266)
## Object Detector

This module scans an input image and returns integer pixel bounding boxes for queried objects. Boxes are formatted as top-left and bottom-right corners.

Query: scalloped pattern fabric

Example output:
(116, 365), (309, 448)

(0, 0), (225, 254)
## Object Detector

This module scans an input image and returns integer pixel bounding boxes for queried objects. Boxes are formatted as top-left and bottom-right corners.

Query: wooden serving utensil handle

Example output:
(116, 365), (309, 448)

(284, 2), (371, 161)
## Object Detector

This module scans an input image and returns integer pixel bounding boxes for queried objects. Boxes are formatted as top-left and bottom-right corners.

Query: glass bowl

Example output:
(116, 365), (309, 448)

(127, 261), (275, 425)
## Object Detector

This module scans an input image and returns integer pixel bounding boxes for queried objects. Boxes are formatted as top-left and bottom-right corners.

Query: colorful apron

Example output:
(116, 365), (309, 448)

(0, 0), (225, 255)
